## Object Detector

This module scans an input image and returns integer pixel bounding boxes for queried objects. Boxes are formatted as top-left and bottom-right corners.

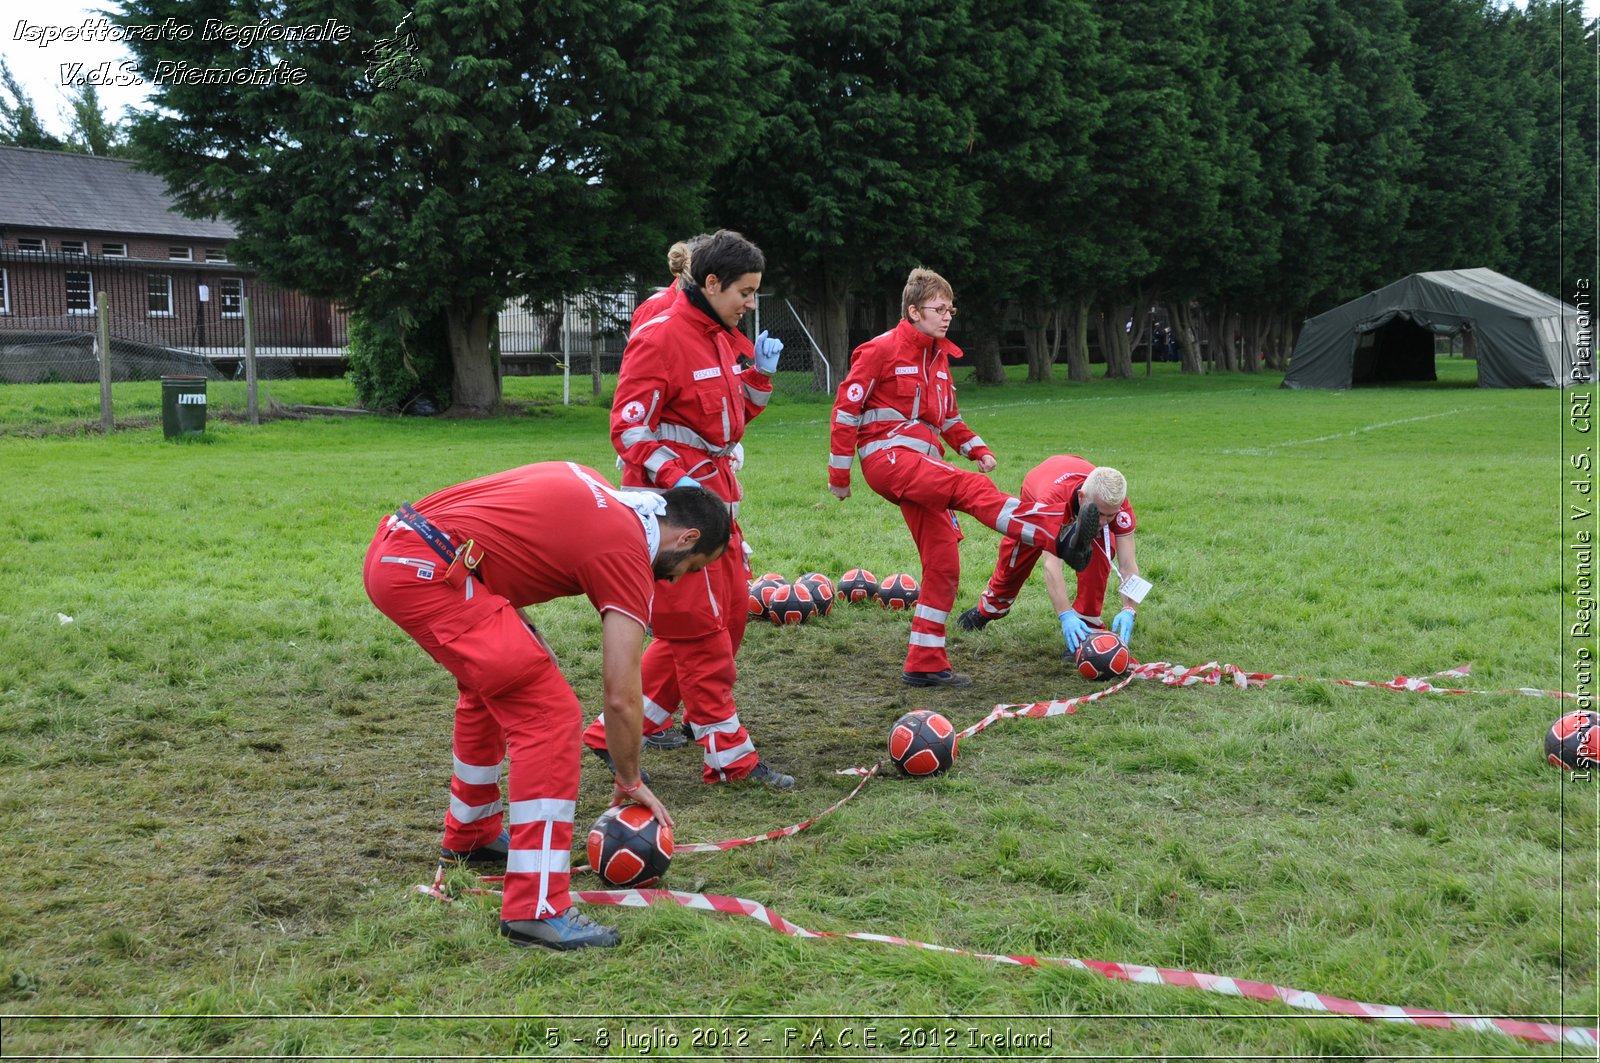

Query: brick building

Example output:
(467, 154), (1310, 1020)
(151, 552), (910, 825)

(0, 146), (346, 360)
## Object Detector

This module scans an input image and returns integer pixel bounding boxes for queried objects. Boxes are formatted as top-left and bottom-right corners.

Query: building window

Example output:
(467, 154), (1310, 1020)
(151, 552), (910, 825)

(101, 243), (127, 258)
(66, 271), (94, 315)
(147, 274), (173, 317)
(17, 237), (44, 253)
(60, 240), (87, 255)
(169, 246), (192, 261)
(219, 277), (244, 318)
(0, 269), (9, 315)
(205, 247), (228, 262)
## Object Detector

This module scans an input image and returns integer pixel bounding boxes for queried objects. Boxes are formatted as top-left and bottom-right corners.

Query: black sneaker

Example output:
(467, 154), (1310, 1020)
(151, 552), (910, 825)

(901, 669), (974, 688)
(743, 759), (795, 790)
(643, 723), (689, 750)
(440, 828), (510, 867)
(955, 607), (990, 632)
(589, 746), (651, 785)
(1055, 502), (1101, 572)
(501, 908), (621, 951)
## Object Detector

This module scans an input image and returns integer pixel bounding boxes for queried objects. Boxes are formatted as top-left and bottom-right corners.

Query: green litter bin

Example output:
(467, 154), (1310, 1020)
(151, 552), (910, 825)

(161, 375), (208, 438)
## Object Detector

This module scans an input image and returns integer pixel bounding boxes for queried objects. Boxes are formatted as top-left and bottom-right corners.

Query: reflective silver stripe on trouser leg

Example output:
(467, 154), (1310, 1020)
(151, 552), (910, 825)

(508, 797), (576, 918)
(914, 604), (948, 625)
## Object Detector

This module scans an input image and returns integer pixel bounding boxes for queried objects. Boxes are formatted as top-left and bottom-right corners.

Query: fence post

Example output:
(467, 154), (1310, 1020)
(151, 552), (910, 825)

(243, 295), (259, 425)
(591, 295), (603, 399)
(96, 290), (112, 431)
(561, 295), (571, 406)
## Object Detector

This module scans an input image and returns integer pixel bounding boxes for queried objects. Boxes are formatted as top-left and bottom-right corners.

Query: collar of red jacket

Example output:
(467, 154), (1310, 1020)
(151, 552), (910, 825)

(895, 317), (964, 360)
(676, 284), (731, 334)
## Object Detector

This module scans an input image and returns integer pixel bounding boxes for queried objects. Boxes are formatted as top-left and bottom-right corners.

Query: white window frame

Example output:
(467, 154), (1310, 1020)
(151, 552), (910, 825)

(219, 276), (244, 318)
(168, 246), (192, 261)
(65, 270), (95, 315)
(101, 242), (127, 258)
(0, 268), (9, 315)
(16, 237), (45, 253)
(60, 240), (87, 255)
(205, 247), (228, 262)
(147, 274), (173, 317)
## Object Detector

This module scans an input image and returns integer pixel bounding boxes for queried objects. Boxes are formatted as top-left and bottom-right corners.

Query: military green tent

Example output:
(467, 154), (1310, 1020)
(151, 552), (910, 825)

(1283, 268), (1584, 389)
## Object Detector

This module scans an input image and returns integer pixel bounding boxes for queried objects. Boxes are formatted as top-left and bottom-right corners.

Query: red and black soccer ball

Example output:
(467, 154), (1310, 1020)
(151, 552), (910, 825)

(838, 568), (878, 604)
(747, 573), (789, 622)
(888, 710), (957, 777)
(1544, 709), (1600, 772)
(767, 579), (821, 625)
(875, 573), (920, 611)
(795, 571), (836, 618)
(1074, 630), (1131, 681)
(586, 803), (674, 888)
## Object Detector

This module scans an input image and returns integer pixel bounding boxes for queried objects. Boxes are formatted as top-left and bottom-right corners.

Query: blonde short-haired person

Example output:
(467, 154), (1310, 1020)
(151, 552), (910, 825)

(828, 268), (1098, 687)
(958, 457), (1142, 654)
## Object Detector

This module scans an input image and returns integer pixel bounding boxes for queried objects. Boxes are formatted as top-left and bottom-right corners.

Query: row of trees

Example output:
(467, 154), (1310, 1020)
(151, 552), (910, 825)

(108, 0), (1596, 412)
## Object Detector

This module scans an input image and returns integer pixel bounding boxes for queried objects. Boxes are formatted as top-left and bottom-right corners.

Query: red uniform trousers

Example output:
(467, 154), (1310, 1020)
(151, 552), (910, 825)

(979, 524), (1116, 622)
(978, 473), (1116, 621)
(861, 448), (1065, 673)
(363, 520), (578, 922)
(581, 525), (760, 782)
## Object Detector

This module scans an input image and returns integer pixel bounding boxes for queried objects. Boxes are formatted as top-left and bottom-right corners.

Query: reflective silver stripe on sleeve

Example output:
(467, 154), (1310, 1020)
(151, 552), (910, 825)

(449, 795), (503, 824)
(744, 382), (770, 407)
(829, 454), (854, 470)
(834, 410), (862, 427)
(959, 435), (987, 457)
(508, 798), (577, 824)
(729, 500), (740, 521)
(941, 415), (964, 431)
(908, 631), (946, 648)
(453, 756), (502, 787)
(913, 604), (949, 624)
(995, 496), (1020, 535)
(860, 407), (907, 424)
(620, 426), (656, 448)
(643, 447), (679, 477)
(657, 421), (738, 457)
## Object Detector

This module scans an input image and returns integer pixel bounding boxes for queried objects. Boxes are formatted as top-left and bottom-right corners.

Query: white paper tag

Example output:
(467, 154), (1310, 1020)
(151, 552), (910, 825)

(1119, 573), (1152, 604)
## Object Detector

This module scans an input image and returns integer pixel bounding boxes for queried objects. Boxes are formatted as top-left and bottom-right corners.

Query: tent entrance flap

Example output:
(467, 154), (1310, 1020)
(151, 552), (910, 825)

(1351, 314), (1438, 384)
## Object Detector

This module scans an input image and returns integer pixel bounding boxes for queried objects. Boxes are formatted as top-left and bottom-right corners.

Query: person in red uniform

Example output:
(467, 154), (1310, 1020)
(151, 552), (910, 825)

(363, 461), (730, 950)
(828, 268), (1102, 687)
(958, 458), (1143, 654)
(582, 229), (794, 789)
(630, 237), (698, 334)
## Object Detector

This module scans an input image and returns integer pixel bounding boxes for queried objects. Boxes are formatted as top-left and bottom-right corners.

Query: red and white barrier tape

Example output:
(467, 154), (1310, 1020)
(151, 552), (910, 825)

(568, 888), (1598, 1050)
(675, 765), (878, 853)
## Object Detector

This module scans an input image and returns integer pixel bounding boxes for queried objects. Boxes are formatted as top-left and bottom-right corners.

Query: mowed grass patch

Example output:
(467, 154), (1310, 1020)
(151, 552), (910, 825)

(0, 360), (1593, 1057)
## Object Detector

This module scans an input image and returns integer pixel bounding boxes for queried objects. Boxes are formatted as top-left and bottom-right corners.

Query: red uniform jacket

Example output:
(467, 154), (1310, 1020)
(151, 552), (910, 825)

(828, 318), (992, 489)
(613, 286), (771, 503)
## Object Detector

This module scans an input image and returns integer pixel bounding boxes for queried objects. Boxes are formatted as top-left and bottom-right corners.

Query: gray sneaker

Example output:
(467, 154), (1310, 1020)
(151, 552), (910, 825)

(1056, 502), (1100, 572)
(501, 908), (621, 950)
(643, 723), (690, 750)
(744, 759), (795, 790)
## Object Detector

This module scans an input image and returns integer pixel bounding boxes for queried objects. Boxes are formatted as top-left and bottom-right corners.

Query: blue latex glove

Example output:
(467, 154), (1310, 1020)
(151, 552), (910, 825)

(754, 330), (783, 374)
(674, 475), (701, 488)
(1111, 608), (1135, 645)
(1059, 610), (1090, 653)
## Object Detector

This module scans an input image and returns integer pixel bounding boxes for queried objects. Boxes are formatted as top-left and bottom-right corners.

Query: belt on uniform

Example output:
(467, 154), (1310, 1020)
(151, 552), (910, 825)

(394, 503), (483, 586)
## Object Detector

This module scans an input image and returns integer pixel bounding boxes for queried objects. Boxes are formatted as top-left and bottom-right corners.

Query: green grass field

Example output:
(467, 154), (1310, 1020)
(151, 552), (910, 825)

(1, 359), (1594, 1058)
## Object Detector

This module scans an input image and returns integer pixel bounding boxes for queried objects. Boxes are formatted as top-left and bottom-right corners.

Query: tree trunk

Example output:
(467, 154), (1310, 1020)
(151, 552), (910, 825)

(1063, 296), (1092, 382)
(1022, 298), (1053, 382)
(818, 271), (852, 387)
(1097, 299), (1135, 379)
(1170, 301), (1205, 375)
(446, 297), (499, 416)
(971, 329), (1005, 384)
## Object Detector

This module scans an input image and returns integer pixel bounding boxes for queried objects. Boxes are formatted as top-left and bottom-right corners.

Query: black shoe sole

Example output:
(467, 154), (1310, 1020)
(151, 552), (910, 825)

(901, 672), (973, 689)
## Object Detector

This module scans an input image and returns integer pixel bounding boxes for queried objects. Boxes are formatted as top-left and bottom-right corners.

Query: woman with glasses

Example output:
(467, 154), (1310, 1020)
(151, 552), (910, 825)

(827, 268), (1097, 688)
